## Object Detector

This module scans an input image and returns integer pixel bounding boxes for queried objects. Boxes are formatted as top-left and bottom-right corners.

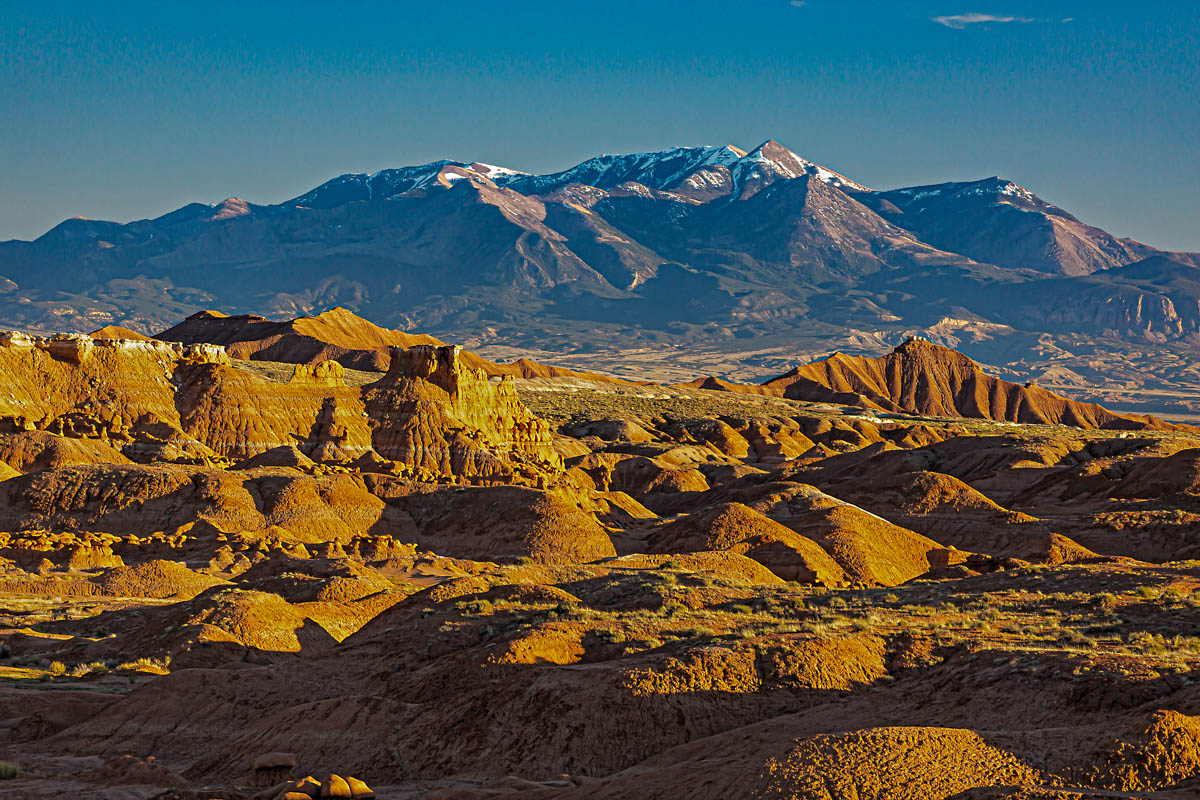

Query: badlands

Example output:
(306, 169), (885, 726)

(1, 311), (1200, 798)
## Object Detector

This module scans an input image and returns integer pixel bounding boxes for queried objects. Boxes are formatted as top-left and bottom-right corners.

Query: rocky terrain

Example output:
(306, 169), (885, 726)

(4, 140), (1200, 419)
(3, 320), (1200, 798)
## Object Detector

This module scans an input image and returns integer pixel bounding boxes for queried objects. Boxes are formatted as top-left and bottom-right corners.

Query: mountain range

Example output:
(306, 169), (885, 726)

(3, 138), (1199, 415)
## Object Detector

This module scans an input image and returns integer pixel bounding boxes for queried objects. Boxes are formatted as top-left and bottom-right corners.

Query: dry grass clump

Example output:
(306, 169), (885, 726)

(115, 655), (171, 674)
(67, 660), (111, 678)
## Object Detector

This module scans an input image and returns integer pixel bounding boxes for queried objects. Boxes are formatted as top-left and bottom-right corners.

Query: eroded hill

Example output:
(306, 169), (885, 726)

(685, 336), (1184, 431)
(3, 330), (1200, 798)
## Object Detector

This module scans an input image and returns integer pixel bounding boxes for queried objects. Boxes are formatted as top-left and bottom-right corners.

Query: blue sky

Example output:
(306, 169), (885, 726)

(2, 0), (1198, 249)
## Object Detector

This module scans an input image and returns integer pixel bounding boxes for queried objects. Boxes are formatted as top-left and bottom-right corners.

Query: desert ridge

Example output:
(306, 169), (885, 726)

(156, 307), (631, 384)
(683, 336), (1184, 432)
(1, 315), (1200, 797)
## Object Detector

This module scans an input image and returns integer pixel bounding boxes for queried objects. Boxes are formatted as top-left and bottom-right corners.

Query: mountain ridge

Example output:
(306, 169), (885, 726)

(3, 137), (1199, 414)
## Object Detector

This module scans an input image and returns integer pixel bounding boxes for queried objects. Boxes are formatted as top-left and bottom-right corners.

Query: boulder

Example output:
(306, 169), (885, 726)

(252, 751), (297, 786)
(320, 773), (353, 797)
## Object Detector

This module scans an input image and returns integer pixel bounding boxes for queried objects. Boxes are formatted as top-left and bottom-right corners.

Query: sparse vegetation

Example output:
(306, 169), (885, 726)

(4, 321), (1200, 797)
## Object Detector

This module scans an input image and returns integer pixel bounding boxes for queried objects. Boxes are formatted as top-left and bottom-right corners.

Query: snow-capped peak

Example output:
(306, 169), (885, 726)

(882, 176), (1056, 212)
(497, 144), (748, 195)
(210, 197), (252, 220)
(735, 139), (870, 193)
(470, 162), (529, 180)
(283, 140), (869, 210)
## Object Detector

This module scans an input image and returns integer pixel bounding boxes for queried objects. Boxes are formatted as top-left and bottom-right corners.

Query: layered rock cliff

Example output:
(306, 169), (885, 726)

(364, 345), (561, 480)
(0, 333), (561, 482)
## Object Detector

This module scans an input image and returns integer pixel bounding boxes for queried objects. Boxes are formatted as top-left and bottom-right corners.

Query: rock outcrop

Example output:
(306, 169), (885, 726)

(0, 333), (561, 482)
(363, 345), (562, 480)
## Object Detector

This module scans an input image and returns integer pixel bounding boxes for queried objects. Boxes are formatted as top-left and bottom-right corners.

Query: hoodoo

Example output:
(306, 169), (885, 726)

(364, 344), (562, 479)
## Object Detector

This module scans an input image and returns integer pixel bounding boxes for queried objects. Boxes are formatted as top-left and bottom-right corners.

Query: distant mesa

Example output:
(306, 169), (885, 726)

(90, 325), (154, 341)
(156, 306), (628, 383)
(157, 307), (443, 372)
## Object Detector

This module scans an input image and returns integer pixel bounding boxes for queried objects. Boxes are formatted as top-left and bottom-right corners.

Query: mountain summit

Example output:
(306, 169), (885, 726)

(1, 138), (1198, 396)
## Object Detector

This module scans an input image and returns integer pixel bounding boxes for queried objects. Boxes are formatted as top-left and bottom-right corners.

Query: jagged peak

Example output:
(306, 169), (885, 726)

(498, 144), (747, 195)
(732, 139), (869, 194)
(211, 197), (252, 220)
(891, 335), (976, 363)
(267, 140), (873, 212)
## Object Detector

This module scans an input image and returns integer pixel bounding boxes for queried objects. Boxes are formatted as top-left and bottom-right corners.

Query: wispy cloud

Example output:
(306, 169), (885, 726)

(931, 13), (1034, 29)
(790, 1), (807, 7)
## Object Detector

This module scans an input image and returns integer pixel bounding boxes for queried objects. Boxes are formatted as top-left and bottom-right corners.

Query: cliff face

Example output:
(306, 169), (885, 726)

(364, 345), (561, 480)
(0, 333), (561, 482)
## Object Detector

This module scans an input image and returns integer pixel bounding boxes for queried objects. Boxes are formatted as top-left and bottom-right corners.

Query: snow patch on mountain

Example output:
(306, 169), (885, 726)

(285, 139), (869, 209)
(882, 177), (1055, 213)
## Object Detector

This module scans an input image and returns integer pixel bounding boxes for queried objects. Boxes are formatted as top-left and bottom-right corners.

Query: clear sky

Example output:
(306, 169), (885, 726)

(2, 0), (1198, 250)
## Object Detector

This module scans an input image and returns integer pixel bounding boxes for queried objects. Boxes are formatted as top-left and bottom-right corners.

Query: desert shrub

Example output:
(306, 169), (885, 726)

(68, 661), (111, 678)
(661, 599), (687, 617)
(1057, 629), (1095, 648)
(729, 603), (754, 615)
(1125, 630), (1169, 655)
(667, 626), (713, 641)
(456, 599), (494, 616)
(594, 629), (625, 644)
(623, 637), (663, 655)
(47, 660), (66, 676)
(0, 761), (20, 780)
(550, 601), (581, 619)
(116, 655), (172, 674)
